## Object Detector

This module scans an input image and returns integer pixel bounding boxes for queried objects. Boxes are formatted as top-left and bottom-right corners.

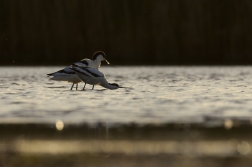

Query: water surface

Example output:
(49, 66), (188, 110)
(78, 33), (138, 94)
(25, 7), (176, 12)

(0, 66), (252, 126)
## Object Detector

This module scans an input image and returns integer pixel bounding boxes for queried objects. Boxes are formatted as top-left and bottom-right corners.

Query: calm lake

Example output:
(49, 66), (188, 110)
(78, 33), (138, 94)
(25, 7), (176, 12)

(0, 66), (252, 126)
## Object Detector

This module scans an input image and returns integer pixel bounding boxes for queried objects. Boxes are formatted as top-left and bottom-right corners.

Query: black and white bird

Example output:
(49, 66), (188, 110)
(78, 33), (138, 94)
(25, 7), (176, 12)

(70, 66), (121, 90)
(47, 51), (110, 90)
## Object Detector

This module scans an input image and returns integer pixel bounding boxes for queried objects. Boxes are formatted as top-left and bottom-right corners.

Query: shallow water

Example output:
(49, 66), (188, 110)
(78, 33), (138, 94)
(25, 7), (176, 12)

(0, 66), (252, 126)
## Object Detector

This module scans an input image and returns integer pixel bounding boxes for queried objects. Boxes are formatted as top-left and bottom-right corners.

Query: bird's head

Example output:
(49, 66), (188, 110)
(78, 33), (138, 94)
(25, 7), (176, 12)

(92, 51), (112, 66)
(92, 51), (106, 61)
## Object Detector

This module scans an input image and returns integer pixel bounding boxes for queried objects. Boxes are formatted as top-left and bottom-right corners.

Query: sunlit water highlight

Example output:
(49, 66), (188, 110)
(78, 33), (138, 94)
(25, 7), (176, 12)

(0, 66), (252, 126)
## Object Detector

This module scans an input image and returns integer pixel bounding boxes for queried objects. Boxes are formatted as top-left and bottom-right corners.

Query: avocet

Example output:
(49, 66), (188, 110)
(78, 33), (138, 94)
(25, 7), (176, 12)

(47, 51), (110, 90)
(70, 66), (122, 90)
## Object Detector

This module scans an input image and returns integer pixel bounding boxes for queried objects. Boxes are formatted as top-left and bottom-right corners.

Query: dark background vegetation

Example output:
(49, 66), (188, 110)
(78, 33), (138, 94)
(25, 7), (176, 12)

(1, 0), (252, 65)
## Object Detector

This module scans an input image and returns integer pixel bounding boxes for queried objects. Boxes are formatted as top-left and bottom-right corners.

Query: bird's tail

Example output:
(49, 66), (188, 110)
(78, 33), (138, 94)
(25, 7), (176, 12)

(47, 72), (56, 76)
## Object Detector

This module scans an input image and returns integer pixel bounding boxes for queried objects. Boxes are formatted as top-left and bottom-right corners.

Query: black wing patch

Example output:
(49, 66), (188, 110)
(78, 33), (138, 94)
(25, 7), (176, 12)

(84, 68), (101, 77)
(58, 69), (76, 75)
(48, 68), (76, 76)
(71, 63), (79, 67)
(71, 68), (90, 77)
(80, 60), (89, 66)
(71, 67), (102, 77)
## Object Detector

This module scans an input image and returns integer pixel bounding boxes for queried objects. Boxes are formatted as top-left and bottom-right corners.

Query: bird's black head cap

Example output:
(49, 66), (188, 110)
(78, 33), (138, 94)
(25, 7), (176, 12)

(92, 51), (106, 60)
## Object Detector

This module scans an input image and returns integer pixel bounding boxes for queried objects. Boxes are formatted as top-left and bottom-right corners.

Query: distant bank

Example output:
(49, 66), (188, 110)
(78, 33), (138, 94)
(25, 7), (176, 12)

(1, 0), (252, 65)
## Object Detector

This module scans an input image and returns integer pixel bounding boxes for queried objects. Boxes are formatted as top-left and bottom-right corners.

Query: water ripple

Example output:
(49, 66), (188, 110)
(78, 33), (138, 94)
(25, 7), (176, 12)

(0, 66), (252, 126)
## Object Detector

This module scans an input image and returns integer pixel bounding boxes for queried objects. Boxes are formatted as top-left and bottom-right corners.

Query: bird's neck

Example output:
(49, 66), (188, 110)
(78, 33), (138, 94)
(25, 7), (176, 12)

(92, 60), (101, 69)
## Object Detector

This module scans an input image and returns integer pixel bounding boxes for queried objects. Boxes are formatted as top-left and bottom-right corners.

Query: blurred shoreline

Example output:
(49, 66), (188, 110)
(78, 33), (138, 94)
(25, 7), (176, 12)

(1, 122), (252, 166)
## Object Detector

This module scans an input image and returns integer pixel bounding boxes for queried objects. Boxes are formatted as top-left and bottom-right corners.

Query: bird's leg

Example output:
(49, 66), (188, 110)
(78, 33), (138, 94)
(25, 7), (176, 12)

(76, 83), (78, 90)
(70, 83), (74, 90)
(92, 85), (94, 90)
(82, 83), (86, 90)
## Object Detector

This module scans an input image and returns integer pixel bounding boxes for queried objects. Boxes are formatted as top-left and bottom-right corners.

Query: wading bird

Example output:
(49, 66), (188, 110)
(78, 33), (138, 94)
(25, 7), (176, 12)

(47, 51), (110, 90)
(70, 66), (122, 90)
